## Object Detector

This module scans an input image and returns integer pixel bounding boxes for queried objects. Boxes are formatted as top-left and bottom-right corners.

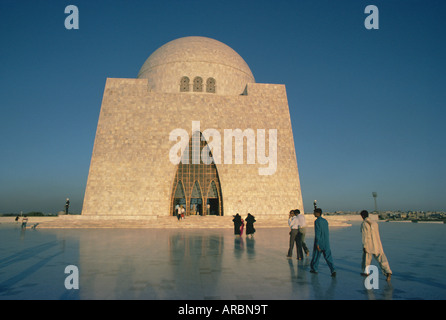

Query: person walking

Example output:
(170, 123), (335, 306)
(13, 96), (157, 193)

(180, 205), (185, 220)
(287, 210), (299, 258)
(232, 213), (243, 237)
(240, 217), (245, 236)
(176, 204), (181, 221)
(310, 208), (336, 277)
(21, 215), (28, 229)
(360, 210), (392, 281)
(295, 209), (309, 260)
(245, 213), (256, 238)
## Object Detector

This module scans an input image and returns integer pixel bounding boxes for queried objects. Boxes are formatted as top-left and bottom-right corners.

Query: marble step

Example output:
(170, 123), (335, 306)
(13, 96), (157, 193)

(27, 214), (352, 229)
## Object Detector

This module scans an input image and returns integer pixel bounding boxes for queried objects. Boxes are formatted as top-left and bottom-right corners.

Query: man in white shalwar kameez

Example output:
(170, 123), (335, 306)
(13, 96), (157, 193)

(360, 210), (392, 281)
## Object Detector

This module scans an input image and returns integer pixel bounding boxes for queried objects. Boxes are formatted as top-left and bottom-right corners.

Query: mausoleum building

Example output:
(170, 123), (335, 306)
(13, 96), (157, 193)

(82, 36), (303, 219)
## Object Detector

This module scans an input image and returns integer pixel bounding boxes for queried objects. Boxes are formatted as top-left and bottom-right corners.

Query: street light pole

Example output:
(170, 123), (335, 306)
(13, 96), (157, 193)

(372, 192), (378, 213)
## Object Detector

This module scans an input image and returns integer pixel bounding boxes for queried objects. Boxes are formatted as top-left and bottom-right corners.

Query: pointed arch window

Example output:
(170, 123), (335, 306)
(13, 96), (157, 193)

(190, 181), (203, 215)
(191, 181), (202, 199)
(174, 180), (185, 198)
(207, 181), (218, 198)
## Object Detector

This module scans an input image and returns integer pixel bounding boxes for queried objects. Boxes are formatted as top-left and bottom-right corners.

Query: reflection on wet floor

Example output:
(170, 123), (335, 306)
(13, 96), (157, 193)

(0, 222), (445, 300)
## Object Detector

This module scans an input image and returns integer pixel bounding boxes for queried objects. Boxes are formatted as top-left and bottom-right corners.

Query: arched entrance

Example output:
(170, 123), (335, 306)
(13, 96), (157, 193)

(170, 131), (223, 216)
(190, 181), (203, 215)
(172, 180), (186, 216)
(206, 181), (220, 216)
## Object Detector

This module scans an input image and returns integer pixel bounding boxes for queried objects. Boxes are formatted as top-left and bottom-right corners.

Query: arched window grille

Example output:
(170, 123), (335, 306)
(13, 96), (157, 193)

(180, 76), (190, 92)
(206, 77), (216, 93)
(193, 77), (203, 92)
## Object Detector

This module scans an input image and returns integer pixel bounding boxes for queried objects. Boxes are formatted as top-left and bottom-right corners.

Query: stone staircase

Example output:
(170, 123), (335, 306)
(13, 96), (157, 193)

(36, 214), (289, 229)
(34, 214), (353, 229)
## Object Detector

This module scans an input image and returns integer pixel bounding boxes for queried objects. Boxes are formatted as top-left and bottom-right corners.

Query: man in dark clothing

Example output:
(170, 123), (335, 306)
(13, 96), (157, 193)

(245, 213), (256, 238)
(232, 213), (243, 236)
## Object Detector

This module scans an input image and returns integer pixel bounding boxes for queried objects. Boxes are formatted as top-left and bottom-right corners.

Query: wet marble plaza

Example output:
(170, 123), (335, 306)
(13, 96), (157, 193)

(0, 221), (445, 300)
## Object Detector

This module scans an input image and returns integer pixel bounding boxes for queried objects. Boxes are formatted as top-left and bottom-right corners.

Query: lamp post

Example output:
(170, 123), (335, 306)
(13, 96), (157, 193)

(372, 192), (378, 214)
(65, 198), (70, 215)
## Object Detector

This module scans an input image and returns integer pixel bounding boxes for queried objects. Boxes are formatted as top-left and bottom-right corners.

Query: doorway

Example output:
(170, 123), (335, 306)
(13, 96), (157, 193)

(170, 131), (223, 216)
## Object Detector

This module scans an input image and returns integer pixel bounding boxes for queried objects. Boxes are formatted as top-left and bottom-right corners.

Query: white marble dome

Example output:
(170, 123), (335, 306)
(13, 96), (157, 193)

(137, 36), (255, 95)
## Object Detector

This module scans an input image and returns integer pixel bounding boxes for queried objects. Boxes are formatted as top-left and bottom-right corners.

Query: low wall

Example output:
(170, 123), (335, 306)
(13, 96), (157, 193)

(0, 216), (59, 224)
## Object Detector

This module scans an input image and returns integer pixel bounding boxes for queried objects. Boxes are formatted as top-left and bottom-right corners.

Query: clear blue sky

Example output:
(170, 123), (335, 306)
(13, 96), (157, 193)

(1, 0), (445, 214)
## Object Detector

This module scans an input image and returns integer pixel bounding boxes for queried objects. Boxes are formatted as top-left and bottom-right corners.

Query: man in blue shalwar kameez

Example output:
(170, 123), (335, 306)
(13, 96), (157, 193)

(310, 208), (336, 277)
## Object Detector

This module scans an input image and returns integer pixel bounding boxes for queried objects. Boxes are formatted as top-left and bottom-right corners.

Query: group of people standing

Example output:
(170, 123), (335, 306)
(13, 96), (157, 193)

(232, 213), (256, 238)
(15, 215), (28, 229)
(286, 207), (392, 281)
(175, 205), (186, 221)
